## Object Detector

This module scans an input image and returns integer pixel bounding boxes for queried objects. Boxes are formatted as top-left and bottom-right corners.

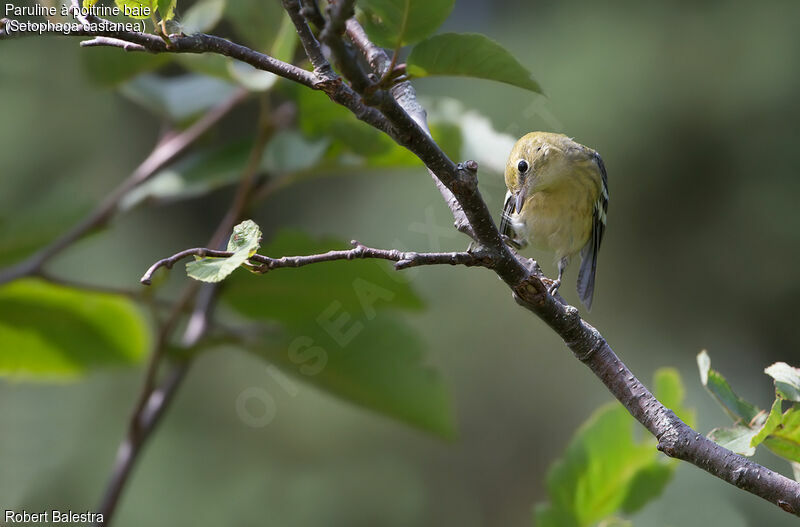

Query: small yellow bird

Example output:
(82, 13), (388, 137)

(499, 132), (608, 310)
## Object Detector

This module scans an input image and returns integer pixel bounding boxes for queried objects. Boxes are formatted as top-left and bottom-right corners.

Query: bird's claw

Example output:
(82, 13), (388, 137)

(547, 279), (561, 297)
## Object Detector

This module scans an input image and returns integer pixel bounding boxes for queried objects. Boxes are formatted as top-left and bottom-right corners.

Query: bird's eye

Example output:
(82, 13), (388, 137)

(517, 160), (529, 174)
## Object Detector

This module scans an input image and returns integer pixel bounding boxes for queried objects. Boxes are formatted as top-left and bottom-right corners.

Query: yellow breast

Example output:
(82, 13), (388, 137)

(512, 179), (595, 260)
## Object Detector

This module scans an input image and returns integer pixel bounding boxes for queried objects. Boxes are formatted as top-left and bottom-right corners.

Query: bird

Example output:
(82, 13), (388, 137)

(499, 132), (608, 310)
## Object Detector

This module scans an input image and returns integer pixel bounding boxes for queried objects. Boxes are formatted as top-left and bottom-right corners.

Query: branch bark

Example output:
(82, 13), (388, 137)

(141, 242), (493, 285)
(4, 0), (799, 518)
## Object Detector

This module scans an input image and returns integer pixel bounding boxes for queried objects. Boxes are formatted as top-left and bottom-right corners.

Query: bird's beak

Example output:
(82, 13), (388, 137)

(514, 188), (527, 213)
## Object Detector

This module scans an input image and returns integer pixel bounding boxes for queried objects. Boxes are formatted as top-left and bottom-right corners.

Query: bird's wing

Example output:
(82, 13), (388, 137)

(577, 152), (608, 311)
(499, 190), (523, 248)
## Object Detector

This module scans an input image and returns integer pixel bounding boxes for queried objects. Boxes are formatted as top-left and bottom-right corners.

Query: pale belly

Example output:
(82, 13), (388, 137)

(511, 189), (593, 260)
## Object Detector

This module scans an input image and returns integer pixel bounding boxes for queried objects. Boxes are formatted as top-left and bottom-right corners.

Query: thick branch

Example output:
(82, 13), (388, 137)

(6, 0), (796, 516)
(305, 8), (800, 515)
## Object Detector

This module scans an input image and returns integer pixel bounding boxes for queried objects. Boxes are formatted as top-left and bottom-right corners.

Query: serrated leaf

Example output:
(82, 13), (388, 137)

(221, 231), (452, 437)
(119, 73), (239, 122)
(181, 0), (225, 34)
(0, 279), (149, 379)
(358, 0), (454, 48)
(697, 350), (760, 423)
(407, 33), (542, 93)
(765, 362), (800, 402)
(534, 369), (688, 527)
(186, 220), (261, 283)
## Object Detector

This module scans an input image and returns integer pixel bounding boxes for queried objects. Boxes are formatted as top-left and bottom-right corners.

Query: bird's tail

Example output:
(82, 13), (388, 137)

(577, 242), (597, 311)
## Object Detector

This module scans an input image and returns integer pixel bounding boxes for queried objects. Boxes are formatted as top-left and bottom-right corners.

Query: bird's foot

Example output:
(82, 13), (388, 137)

(546, 278), (561, 297)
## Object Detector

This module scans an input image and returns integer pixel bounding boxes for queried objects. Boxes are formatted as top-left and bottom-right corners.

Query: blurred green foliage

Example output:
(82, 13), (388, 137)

(535, 369), (694, 527)
(700, 351), (800, 471)
(1, 0), (800, 526)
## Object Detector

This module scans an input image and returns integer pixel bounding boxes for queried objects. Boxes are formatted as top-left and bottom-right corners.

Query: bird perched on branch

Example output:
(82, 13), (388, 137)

(500, 132), (608, 310)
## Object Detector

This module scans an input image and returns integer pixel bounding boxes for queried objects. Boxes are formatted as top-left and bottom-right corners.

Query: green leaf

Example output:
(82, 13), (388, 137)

(157, 0), (176, 20)
(114, 0), (156, 20)
(653, 367), (696, 428)
(0, 279), (149, 380)
(763, 406), (800, 462)
(180, 0), (226, 34)
(221, 231), (453, 437)
(697, 350), (760, 423)
(120, 132), (328, 210)
(751, 398), (783, 448)
(765, 362), (800, 402)
(83, 0), (99, 7)
(534, 369), (688, 527)
(81, 47), (169, 87)
(708, 425), (760, 456)
(119, 73), (239, 122)
(407, 33), (542, 93)
(358, 0), (455, 48)
(186, 220), (261, 283)
(246, 314), (453, 438)
(533, 502), (578, 527)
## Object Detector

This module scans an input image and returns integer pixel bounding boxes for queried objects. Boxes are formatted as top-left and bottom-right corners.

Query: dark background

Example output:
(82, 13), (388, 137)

(1, 0), (799, 525)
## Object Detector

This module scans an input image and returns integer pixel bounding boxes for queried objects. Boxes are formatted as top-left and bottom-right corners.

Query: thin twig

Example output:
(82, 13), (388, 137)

(141, 242), (493, 285)
(344, 18), (474, 237)
(96, 100), (279, 526)
(5, 0), (799, 515)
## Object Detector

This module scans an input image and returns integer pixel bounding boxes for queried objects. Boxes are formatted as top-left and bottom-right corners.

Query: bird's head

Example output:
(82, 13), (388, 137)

(504, 131), (570, 213)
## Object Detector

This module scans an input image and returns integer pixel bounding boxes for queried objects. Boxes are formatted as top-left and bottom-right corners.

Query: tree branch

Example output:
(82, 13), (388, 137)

(285, 5), (800, 515)
(140, 242), (492, 285)
(7, 0), (798, 516)
(344, 19), (473, 237)
(96, 100), (292, 527)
